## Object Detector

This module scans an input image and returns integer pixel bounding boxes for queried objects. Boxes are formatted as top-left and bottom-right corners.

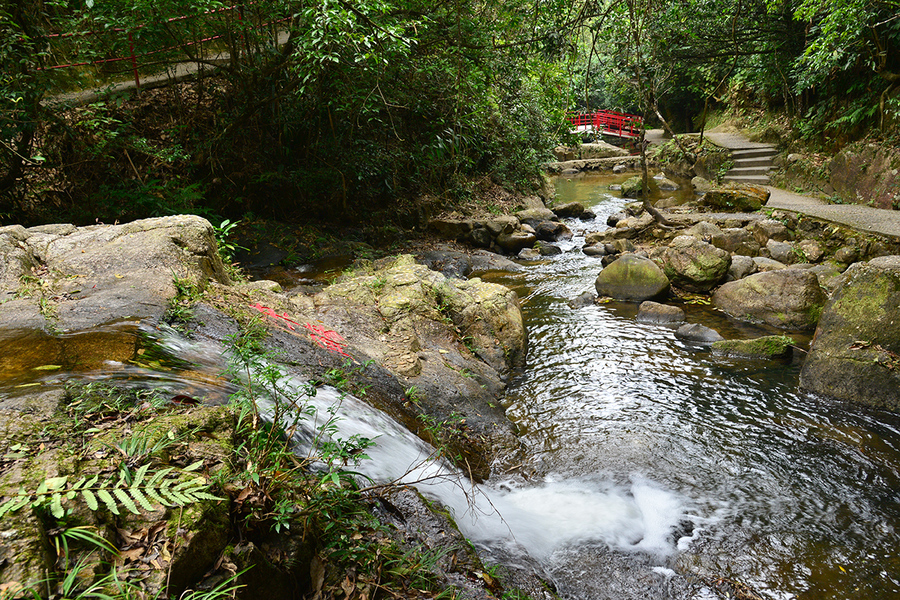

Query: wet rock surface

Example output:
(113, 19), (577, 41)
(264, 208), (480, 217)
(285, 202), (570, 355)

(675, 323), (725, 344)
(636, 301), (685, 324)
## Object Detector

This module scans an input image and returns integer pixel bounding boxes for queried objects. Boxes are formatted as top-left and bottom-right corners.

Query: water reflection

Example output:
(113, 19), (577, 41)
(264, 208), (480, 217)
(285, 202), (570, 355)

(0, 323), (233, 404)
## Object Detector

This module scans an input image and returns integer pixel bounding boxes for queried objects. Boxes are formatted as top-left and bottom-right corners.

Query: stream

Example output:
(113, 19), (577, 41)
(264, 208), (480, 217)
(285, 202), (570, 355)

(2, 173), (900, 598)
(473, 173), (900, 599)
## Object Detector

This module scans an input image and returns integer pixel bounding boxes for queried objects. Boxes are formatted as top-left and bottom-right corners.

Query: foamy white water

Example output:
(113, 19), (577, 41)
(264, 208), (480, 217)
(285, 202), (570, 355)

(264, 375), (693, 562)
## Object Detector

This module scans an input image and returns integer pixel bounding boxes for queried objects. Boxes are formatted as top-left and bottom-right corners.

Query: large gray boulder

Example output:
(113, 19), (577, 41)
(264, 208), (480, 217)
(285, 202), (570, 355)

(533, 221), (573, 242)
(728, 255), (757, 281)
(496, 229), (537, 253)
(749, 219), (792, 245)
(800, 256), (900, 411)
(765, 239), (800, 264)
(551, 202), (588, 219)
(712, 227), (760, 257)
(712, 269), (827, 330)
(594, 254), (670, 301)
(515, 207), (557, 228)
(675, 323), (724, 344)
(0, 216), (229, 333)
(659, 236), (731, 292)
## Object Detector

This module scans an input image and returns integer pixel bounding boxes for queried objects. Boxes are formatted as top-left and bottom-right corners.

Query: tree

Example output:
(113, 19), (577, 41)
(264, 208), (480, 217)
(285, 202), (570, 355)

(0, 0), (53, 213)
(791, 0), (900, 133)
(0, 0), (584, 223)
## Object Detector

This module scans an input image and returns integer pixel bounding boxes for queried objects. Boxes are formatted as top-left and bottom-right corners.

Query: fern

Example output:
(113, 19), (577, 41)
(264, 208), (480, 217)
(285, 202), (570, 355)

(0, 462), (222, 519)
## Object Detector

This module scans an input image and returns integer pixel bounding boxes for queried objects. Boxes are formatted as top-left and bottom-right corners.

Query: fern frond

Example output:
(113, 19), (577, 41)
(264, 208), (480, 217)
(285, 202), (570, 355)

(50, 493), (65, 519)
(144, 486), (172, 508)
(113, 488), (140, 515)
(132, 464), (151, 487)
(129, 487), (155, 511)
(96, 489), (120, 515)
(0, 464), (221, 519)
(82, 488), (99, 511)
(183, 460), (205, 472)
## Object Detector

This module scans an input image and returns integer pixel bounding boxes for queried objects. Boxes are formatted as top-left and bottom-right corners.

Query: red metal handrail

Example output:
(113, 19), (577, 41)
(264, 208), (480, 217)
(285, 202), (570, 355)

(567, 110), (643, 138)
(35, 3), (285, 91)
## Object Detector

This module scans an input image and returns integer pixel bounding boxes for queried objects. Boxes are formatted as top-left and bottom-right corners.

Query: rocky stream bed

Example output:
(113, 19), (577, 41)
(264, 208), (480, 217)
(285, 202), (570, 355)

(2, 171), (900, 598)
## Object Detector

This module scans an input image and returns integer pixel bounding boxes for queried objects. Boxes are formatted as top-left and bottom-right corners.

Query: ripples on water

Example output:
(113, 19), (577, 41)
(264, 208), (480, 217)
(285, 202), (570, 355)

(483, 174), (900, 599)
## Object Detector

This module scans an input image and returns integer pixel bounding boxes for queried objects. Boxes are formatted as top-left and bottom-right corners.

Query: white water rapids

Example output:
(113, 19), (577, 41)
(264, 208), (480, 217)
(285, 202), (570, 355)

(266, 378), (700, 563)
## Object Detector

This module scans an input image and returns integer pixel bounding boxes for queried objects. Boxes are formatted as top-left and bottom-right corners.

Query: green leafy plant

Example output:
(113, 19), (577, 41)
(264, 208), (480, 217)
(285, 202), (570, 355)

(213, 219), (245, 264)
(47, 525), (118, 571)
(103, 424), (197, 467)
(165, 272), (204, 326)
(0, 461), (221, 520)
(11, 557), (245, 600)
(67, 383), (169, 423)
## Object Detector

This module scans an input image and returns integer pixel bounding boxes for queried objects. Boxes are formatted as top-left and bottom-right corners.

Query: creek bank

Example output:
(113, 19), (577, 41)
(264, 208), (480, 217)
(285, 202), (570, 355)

(774, 142), (900, 210)
(0, 216), (538, 598)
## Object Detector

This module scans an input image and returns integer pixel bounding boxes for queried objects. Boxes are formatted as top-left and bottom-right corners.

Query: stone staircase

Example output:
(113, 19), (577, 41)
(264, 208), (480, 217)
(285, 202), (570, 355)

(723, 145), (778, 185)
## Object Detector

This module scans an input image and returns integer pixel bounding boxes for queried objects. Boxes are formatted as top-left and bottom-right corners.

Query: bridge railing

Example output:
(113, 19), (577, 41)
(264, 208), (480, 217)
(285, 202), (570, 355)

(567, 110), (643, 138)
(35, 3), (288, 93)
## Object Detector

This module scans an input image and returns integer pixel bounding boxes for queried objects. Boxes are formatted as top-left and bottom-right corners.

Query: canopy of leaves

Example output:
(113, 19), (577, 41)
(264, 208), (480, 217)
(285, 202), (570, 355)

(0, 0), (579, 224)
(571, 0), (899, 142)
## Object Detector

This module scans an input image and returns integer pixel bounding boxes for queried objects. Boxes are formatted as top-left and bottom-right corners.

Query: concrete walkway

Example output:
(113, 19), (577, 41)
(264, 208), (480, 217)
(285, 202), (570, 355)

(703, 132), (774, 150)
(766, 187), (900, 241)
(47, 31), (290, 107)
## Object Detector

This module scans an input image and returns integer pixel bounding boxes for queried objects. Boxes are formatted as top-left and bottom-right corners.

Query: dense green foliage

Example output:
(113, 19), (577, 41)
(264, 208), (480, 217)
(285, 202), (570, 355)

(1, 0), (897, 225)
(572, 0), (899, 144)
(0, 0), (575, 225)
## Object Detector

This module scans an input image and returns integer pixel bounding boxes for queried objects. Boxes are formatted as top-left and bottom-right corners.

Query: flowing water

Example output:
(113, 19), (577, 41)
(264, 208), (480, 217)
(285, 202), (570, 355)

(3, 176), (900, 598)
(472, 173), (900, 599)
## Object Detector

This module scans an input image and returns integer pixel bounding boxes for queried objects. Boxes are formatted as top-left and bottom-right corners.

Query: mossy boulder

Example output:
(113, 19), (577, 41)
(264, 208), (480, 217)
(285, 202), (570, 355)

(712, 335), (794, 360)
(620, 176), (659, 199)
(712, 269), (827, 331)
(701, 184), (769, 212)
(266, 254), (527, 478)
(595, 254), (670, 301)
(800, 256), (900, 411)
(660, 236), (731, 292)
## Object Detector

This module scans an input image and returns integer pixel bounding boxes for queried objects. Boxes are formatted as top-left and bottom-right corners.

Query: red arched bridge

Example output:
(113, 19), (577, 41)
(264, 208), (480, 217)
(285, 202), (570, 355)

(567, 110), (643, 139)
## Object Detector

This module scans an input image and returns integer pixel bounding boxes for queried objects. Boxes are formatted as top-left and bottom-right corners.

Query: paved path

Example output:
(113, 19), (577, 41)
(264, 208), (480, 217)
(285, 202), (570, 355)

(704, 131), (900, 242)
(703, 132), (775, 150)
(766, 187), (900, 241)
(48, 31), (290, 107)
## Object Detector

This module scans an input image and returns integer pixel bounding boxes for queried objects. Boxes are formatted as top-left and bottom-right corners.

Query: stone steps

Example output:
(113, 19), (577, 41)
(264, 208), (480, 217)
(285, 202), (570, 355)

(723, 145), (778, 185)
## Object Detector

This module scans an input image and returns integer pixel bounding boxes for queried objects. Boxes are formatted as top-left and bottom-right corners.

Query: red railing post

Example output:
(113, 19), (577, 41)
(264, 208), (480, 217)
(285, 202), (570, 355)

(127, 31), (141, 92)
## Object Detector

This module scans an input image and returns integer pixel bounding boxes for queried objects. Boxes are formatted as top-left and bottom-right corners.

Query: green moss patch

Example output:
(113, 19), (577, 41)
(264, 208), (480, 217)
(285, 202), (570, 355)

(712, 335), (794, 360)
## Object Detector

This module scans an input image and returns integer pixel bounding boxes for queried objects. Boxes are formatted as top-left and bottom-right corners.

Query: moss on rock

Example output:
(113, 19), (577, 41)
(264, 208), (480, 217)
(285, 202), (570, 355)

(712, 336), (794, 360)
